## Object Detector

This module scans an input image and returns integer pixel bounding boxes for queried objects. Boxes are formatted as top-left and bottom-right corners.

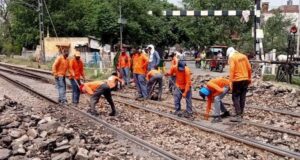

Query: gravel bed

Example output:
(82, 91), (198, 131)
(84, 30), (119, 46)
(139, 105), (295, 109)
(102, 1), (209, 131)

(0, 70), (69, 102)
(117, 89), (300, 133)
(226, 124), (300, 153)
(73, 97), (283, 160)
(114, 96), (299, 159)
(0, 77), (161, 159)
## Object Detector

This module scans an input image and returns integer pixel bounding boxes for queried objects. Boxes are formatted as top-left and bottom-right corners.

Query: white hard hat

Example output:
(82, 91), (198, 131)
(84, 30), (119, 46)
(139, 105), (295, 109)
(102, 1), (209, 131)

(226, 47), (236, 58)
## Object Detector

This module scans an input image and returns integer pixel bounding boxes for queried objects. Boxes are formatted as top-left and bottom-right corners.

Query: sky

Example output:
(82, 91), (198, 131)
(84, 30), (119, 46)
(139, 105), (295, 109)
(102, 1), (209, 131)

(167, 0), (300, 9)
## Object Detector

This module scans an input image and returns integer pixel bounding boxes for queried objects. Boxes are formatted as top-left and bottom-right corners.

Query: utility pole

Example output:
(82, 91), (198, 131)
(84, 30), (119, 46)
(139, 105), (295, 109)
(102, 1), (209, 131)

(38, 0), (45, 64)
(297, 0), (300, 57)
(119, 0), (123, 50)
(254, 0), (262, 60)
(118, 0), (126, 51)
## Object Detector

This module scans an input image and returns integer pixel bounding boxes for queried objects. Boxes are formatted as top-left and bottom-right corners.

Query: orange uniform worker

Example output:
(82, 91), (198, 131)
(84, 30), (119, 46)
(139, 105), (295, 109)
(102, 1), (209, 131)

(69, 51), (85, 105)
(168, 52), (178, 93)
(146, 68), (163, 101)
(199, 77), (231, 123)
(118, 49), (131, 85)
(166, 60), (193, 118)
(52, 48), (69, 105)
(226, 47), (252, 122)
(80, 72), (124, 116)
(132, 48), (149, 100)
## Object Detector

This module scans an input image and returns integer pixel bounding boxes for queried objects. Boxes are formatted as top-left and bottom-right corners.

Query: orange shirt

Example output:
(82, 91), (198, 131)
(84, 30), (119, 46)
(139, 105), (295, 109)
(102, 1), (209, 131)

(83, 75), (122, 95)
(131, 53), (138, 68)
(146, 69), (161, 81)
(229, 52), (252, 82)
(168, 66), (192, 91)
(118, 53), (131, 68)
(205, 78), (230, 116)
(83, 81), (104, 95)
(52, 55), (69, 77)
(69, 58), (84, 80)
(133, 53), (148, 75)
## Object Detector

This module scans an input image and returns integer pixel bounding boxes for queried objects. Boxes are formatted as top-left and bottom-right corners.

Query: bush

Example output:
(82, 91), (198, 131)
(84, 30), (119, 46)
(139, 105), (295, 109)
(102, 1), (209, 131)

(2, 42), (22, 56)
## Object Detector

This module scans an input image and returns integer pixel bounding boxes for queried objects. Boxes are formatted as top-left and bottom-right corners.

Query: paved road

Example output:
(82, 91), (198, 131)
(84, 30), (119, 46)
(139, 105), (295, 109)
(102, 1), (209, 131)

(165, 60), (229, 77)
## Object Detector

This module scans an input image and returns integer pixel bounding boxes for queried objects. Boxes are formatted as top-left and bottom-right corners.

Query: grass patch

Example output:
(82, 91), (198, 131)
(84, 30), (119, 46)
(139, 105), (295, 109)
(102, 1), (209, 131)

(263, 74), (300, 86)
(84, 68), (110, 80)
(0, 57), (52, 71)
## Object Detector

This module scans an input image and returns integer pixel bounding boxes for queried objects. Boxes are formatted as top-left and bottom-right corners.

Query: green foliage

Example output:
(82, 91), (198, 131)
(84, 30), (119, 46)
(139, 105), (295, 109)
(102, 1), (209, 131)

(263, 11), (292, 54)
(263, 74), (300, 86)
(2, 0), (257, 54)
(181, 0), (254, 51)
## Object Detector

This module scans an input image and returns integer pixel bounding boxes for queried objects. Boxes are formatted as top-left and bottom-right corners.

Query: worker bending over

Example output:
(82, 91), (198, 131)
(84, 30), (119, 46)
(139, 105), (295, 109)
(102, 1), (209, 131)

(166, 60), (193, 118)
(80, 72), (124, 116)
(227, 47), (252, 122)
(199, 77), (231, 123)
(146, 67), (163, 101)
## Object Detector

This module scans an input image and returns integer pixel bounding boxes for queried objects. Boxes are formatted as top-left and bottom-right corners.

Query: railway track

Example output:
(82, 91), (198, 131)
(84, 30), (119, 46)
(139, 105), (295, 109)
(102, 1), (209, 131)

(110, 97), (300, 158)
(122, 87), (300, 117)
(0, 62), (298, 114)
(1, 63), (300, 159)
(113, 92), (300, 132)
(0, 71), (182, 160)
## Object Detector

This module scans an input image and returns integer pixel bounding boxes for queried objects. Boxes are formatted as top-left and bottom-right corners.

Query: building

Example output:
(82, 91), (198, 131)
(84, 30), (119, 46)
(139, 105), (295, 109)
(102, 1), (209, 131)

(42, 36), (101, 61)
(262, 1), (299, 26)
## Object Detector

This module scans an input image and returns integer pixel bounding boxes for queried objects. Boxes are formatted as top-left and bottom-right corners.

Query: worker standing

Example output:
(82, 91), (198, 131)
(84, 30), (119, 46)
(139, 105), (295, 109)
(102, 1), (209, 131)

(118, 48), (131, 85)
(146, 67), (163, 101)
(132, 48), (149, 100)
(80, 72), (124, 116)
(168, 52), (178, 93)
(69, 51), (85, 106)
(52, 48), (69, 105)
(199, 77), (231, 123)
(165, 60), (193, 118)
(226, 47), (252, 122)
(147, 45), (160, 71)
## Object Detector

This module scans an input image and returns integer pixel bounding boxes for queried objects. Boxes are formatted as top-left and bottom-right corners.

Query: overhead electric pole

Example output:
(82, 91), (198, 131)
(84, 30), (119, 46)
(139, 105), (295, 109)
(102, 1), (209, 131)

(297, 0), (300, 57)
(38, 0), (45, 63)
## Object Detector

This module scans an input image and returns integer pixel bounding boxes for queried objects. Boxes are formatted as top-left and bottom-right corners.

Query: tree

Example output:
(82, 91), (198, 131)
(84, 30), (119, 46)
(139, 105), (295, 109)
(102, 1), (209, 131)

(180, 0), (253, 52)
(1, 0), (258, 54)
(263, 11), (292, 54)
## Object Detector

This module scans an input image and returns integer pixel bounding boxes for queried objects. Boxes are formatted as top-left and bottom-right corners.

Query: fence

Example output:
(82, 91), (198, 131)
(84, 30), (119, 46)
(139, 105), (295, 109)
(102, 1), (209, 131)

(79, 51), (114, 74)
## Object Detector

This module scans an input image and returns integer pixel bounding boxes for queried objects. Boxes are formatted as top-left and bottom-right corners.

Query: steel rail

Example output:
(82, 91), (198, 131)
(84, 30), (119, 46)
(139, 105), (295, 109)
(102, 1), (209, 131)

(0, 72), (182, 160)
(0, 62), (52, 75)
(243, 121), (300, 137)
(0, 67), (51, 83)
(113, 93), (300, 136)
(0, 62), (300, 159)
(2, 62), (298, 117)
(114, 92), (300, 118)
(113, 98), (300, 159)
